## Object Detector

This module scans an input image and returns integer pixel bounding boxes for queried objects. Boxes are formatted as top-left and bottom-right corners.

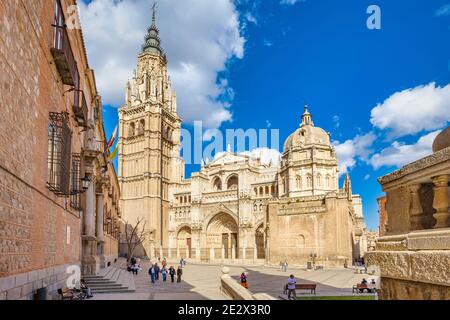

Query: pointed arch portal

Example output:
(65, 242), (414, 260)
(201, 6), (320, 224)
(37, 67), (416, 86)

(206, 212), (238, 259)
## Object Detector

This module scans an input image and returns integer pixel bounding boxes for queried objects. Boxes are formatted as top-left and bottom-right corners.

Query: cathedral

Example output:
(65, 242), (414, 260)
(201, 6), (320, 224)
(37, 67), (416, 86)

(118, 10), (368, 267)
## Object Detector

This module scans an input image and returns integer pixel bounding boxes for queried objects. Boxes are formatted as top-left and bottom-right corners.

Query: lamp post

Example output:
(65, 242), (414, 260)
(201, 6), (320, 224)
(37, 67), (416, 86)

(310, 252), (317, 268)
(81, 176), (91, 192)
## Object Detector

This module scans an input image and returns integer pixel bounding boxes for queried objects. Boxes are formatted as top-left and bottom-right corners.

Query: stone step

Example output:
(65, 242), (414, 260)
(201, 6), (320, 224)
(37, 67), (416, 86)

(91, 288), (135, 294)
(83, 276), (104, 280)
(86, 283), (124, 288)
(90, 285), (128, 290)
(83, 279), (117, 284)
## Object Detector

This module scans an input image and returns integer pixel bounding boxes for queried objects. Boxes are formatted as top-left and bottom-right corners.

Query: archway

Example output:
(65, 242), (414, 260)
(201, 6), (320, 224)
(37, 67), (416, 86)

(255, 224), (266, 259)
(177, 226), (192, 259)
(212, 177), (222, 191)
(206, 212), (238, 259)
(226, 175), (238, 190)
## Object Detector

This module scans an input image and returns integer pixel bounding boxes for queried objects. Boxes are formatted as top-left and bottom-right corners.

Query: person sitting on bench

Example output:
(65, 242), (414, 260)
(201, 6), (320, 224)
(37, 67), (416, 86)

(80, 279), (93, 299)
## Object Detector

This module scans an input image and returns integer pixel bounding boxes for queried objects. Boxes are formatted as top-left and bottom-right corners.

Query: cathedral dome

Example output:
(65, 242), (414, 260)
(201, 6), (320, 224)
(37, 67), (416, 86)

(432, 126), (450, 153)
(283, 106), (331, 153)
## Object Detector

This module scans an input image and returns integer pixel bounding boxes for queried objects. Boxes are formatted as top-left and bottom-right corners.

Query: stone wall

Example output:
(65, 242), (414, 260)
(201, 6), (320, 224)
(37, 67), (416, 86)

(379, 277), (450, 300)
(0, 263), (80, 300)
(267, 194), (355, 267)
(366, 229), (450, 300)
(220, 267), (276, 300)
(0, 0), (90, 299)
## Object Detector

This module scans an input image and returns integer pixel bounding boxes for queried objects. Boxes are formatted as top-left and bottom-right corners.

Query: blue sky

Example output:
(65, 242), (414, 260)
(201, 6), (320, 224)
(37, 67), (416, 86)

(86, 0), (450, 231)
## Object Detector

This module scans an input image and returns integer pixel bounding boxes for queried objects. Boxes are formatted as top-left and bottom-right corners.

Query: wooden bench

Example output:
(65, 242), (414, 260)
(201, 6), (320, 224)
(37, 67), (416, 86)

(57, 288), (84, 300)
(295, 284), (317, 295)
(352, 284), (372, 293)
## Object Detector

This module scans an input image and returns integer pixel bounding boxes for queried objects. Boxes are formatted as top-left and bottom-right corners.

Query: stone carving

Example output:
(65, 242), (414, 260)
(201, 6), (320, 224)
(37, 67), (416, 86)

(379, 147), (450, 185)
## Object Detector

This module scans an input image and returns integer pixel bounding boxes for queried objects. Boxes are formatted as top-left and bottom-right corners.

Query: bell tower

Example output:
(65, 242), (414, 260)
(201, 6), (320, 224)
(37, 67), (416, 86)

(118, 5), (184, 254)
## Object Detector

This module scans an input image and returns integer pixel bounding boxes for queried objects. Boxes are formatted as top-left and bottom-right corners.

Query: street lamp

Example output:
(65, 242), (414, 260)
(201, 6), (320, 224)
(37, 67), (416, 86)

(81, 176), (91, 191)
(310, 252), (317, 268)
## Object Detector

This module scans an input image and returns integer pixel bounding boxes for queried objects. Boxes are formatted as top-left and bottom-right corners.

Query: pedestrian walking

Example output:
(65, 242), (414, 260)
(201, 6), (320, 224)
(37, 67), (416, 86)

(283, 261), (288, 272)
(240, 272), (248, 289)
(149, 264), (156, 284)
(132, 262), (139, 275)
(154, 263), (160, 281)
(169, 266), (176, 283)
(287, 275), (297, 300)
(162, 267), (167, 282)
(177, 266), (183, 283)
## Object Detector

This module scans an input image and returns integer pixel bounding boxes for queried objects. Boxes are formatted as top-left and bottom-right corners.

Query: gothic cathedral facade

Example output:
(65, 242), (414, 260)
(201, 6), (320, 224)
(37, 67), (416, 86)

(119, 11), (368, 266)
(118, 11), (184, 252)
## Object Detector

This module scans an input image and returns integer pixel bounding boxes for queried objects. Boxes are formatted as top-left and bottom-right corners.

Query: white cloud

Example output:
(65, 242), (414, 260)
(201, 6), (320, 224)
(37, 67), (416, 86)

(333, 133), (377, 176)
(263, 39), (273, 47)
(212, 147), (281, 167)
(436, 4), (450, 16)
(245, 12), (258, 25)
(280, 0), (302, 5)
(369, 131), (440, 170)
(332, 115), (340, 128)
(78, 0), (245, 129)
(241, 147), (281, 166)
(370, 82), (450, 138)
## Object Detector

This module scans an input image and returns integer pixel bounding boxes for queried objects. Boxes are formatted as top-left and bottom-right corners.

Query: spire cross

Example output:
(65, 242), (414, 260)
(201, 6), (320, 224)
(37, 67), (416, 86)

(152, 2), (158, 24)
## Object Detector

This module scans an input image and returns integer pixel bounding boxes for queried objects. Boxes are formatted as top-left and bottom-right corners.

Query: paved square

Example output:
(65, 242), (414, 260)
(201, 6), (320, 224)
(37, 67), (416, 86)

(91, 261), (371, 300)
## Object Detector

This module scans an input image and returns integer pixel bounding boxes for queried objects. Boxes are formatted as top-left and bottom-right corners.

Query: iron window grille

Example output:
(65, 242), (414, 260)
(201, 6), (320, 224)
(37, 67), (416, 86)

(70, 153), (82, 210)
(47, 112), (72, 196)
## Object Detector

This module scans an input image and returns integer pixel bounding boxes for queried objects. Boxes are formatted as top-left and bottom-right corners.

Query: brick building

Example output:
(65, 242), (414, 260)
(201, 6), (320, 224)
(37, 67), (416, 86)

(0, 0), (119, 300)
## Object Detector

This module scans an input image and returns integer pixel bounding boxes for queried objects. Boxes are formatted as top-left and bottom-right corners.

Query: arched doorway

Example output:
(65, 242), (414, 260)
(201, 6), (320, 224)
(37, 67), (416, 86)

(255, 224), (266, 259)
(226, 174), (238, 190)
(177, 226), (192, 258)
(206, 213), (238, 259)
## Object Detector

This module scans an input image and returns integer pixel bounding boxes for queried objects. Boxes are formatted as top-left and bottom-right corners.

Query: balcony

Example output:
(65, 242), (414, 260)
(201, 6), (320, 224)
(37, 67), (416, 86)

(51, 25), (79, 86)
(73, 89), (88, 127)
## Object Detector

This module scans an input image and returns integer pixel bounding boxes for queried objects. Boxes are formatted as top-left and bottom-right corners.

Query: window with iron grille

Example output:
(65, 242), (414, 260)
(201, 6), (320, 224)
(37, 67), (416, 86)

(47, 112), (72, 196)
(53, 0), (65, 49)
(70, 153), (82, 210)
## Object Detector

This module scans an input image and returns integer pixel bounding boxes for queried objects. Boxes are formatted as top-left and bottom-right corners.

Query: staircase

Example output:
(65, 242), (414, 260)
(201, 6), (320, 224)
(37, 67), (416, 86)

(83, 266), (136, 295)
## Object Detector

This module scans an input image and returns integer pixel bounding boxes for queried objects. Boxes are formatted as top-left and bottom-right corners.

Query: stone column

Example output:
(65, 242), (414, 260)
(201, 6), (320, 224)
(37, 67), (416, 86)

(96, 194), (104, 241)
(96, 193), (105, 268)
(409, 184), (424, 230)
(432, 175), (450, 228)
(84, 183), (95, 237)
(196, 245), (200, 261)
(210, 246), (215, 261)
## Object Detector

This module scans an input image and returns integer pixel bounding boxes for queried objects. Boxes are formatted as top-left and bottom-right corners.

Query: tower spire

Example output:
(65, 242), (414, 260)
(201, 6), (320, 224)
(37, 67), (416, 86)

(142, 2), (164, 56)
(301, 104), (314, 127)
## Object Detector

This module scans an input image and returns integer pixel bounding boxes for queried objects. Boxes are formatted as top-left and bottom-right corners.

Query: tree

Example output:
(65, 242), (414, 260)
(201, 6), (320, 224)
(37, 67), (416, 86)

(124, 217), (147, 258)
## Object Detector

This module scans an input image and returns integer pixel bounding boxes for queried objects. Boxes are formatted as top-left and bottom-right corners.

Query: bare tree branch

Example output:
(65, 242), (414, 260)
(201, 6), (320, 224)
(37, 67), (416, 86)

(124, 218), (147, 258)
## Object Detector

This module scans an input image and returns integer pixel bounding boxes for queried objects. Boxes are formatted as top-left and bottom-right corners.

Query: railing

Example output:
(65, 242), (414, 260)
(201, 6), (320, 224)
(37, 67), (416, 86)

(51, 25), (79, 87)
